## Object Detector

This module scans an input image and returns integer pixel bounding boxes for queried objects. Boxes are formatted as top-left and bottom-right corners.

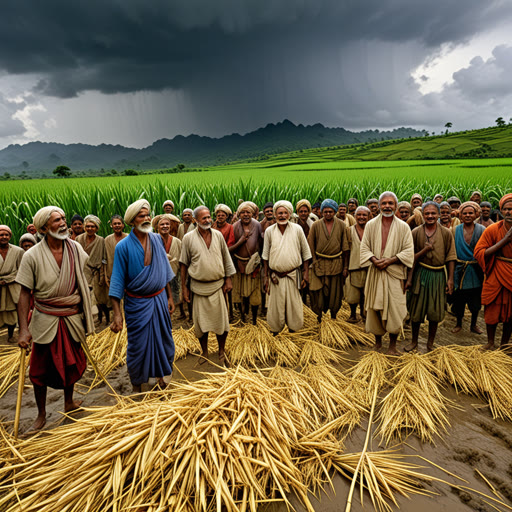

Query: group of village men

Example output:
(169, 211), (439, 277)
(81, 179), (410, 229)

(0, 190), (511, 432)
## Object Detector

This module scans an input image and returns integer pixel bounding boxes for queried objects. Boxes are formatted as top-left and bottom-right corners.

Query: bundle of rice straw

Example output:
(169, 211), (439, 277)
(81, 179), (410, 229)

(302, 305), (319, 329)
(269, 330), (304, 367)
(344, 351), (393, 407)
(467, 346), (512, 421)
(0, 346), (23, 398)
(172, 326), (199, 361)
(84, 325), (127, 390)
(428, 345), (479, 395)
(298, 339), (344, 366)
(225, 319), (273, 366)
(319, 315), (353, 350)
(376, 353), (453, 444)
(0, 367), (346, 512)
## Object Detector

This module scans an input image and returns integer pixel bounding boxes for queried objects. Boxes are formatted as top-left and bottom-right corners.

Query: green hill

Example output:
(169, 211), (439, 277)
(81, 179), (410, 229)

(215, 126), (512, 171)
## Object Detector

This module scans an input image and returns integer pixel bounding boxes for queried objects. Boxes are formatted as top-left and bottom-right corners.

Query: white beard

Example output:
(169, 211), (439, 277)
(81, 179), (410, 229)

(381, 211), (395, 218)
(136, 222), (152, 234)
(277, 219), (289, 225)
(49, 228), (69, 240)
(198, 222), (212, 230)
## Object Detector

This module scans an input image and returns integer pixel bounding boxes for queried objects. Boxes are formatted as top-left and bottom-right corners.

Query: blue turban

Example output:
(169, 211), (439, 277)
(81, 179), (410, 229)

(321, 199), (338, 212)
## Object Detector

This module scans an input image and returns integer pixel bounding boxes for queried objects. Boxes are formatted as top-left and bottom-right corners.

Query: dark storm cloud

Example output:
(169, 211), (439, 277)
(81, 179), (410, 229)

(0, 94), (25, 137)
(0, 0), (510, 98)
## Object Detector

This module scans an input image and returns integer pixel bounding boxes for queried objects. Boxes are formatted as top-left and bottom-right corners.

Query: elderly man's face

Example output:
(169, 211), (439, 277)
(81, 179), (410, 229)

(111, 218), (125, 234)
(263, 207), (274, 221)
(337, 205), (347, 218)
(0, 230), (11, 247)
(368, 202), (379, 214)
(322, 207), (335, 221)
(500, 201), (512, 224)
(347, 200), (357, 214)
(216, 211), (227, 225)
(182, 211), (192, 223)
(355, 210), (369, 226)
(46, 212), (68, 240)
(398, 207), (410, 221)
(297, 206), (310, 222)
(21, 240), (35, 251)
(440, 206), (452, 223)
(134, 208), (152, 233)
(423, 205), (439, 226)
(196, 209), (212, 230)
(85, 222), (98, 236)
(380, 197), (397, 217)
(275, 207), (290, 224)
(163, 204), (173, 214)
(239, 209), (252, 224)
(470, 193), (481, 204)
(71, 220), (84, 235)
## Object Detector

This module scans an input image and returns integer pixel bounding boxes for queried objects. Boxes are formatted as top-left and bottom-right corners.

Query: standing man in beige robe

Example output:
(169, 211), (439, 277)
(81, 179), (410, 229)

(104, 214), (128, 288)
(76, 215), (109, 324)
(360, 192), (414, 355)
(0, 225), (24, 342)
(17, 206), (93, 431)
(346, 206), (371, 323)
(231, 202), (263, 324)
(180, 206), (235, 365)
(308, 199), (350, 323)
(262, 200), (312, 333)
(177, 208), (196, 240)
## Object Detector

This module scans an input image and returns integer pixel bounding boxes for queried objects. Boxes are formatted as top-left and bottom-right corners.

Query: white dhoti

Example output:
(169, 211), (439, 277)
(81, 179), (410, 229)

(193, 287), (230, 338)
(267, 271), (304, 333)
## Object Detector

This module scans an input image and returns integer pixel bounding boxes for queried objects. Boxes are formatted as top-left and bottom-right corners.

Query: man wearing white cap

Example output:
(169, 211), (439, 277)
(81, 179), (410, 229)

(163, 200), (174, 214)
(262, 200), (312, 333)
(76, 215), (109, 324)
(177, 208), (196, 240)
(0, 224), (24, 342)
(109, 199), (175, 393)
(16, 206), (94, 431)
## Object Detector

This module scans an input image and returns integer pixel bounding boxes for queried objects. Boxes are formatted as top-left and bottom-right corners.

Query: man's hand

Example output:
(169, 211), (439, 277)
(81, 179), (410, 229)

(110, 313), (123, 333)
(446, 278), (454, 295)
(264, 277), (270, 294)
(423, 241), (434, 253)
(404, 278), (413, 291)
(222, 276), (233, 294)
(183, 286), (191, 303)
(18, 331), (32, 352)
(168, 297), (176, 315)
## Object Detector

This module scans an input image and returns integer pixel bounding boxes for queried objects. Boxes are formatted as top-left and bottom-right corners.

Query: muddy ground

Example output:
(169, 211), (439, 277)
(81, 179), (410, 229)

(1, 305), (511, 512)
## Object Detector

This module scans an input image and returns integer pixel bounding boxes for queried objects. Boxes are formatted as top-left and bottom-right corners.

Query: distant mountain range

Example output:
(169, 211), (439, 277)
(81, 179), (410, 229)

(0, 120), (425, 176)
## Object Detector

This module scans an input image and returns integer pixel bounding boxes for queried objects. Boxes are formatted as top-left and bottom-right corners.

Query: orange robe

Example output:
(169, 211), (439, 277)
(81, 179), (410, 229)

(474, 220), (512, 324)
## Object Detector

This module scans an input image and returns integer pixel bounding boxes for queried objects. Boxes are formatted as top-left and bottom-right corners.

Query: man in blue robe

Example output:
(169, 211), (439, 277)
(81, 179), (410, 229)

(109, 199), (175, 393)
(451, 201), (485, 334)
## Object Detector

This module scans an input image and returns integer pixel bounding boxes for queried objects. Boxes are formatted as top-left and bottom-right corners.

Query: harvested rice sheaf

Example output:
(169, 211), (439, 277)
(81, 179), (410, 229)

(0, 367), (346, 512)
(0, 346), (22, 398)
(225, 320), (274, 366)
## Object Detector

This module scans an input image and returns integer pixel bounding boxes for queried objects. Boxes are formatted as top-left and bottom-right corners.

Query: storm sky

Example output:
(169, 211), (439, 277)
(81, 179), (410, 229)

(0, 0), (511, 149)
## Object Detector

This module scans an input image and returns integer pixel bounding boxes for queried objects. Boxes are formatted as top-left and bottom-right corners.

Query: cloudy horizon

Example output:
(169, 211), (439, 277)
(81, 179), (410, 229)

(1, 0), (511, 149)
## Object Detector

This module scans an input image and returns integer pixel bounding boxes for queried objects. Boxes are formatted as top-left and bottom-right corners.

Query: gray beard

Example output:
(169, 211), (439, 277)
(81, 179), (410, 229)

(136, 223), (152, 234)
(381, 211), (395, 217)
(198, 222), (212, 230)
(49, 229), (69, 240)
(277, 219), (289, 225)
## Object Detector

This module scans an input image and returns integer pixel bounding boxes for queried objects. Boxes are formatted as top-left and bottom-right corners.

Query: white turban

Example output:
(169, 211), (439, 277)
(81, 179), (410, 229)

(124, 199), (151, 226)
(237, 201), (255, 215)
(84, 214), (101, 228)
(215, 203), (232, 216)
(19, 233), (36, 246)
(273, 200), (293, 216)
(163, 200), (174, 208)
(182, 208), (193, 215)
(33, 206), (65, 232)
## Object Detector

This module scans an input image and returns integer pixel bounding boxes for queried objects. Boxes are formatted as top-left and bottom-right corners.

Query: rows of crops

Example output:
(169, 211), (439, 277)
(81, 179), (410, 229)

(1, 159), (511, 242)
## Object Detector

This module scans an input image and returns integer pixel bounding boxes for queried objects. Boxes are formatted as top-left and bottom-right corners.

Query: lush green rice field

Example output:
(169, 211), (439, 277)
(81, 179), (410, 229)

(1, 158), (511, 241)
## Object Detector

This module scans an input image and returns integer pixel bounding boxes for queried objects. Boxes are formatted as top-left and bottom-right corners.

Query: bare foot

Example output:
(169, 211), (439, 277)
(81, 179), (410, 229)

(64, 400), (83, 413)
(425, 343), (434, 353)
(404, 342), (418, 353)
(386, 347), (401, 356)
(219, 353), (230, 368)
(373, 343), (383, 353)
(346, 316), (358, 324)
(195, 354), (209, 366)
(482, 342), (495, 351)
(451, 326), (462, 333)
(156, 378), (168, 390)
(470, 325), (483, 335)
(7, 336), (15, 343)
(28, 414), (46, 432)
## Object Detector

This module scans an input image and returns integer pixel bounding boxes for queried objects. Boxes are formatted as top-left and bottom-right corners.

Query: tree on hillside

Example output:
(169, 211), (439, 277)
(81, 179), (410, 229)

(444, 122), (452, 134)
(53, 165), (71, 177)
(496, 117), (506, 128)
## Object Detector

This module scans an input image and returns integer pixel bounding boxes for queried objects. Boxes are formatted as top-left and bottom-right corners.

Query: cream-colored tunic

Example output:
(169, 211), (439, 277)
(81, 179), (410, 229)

(262, 222), (312, 333)
(177, 222), (196, 241)
(180, 229), (235, 337)
(360, 215), (414, 335)
(346, 225), (368, 304)
(15, 239), (94, 344)
(0, 244), (24, 326)
(104, 233), (128, 282)
(76, 233), (109, 306)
